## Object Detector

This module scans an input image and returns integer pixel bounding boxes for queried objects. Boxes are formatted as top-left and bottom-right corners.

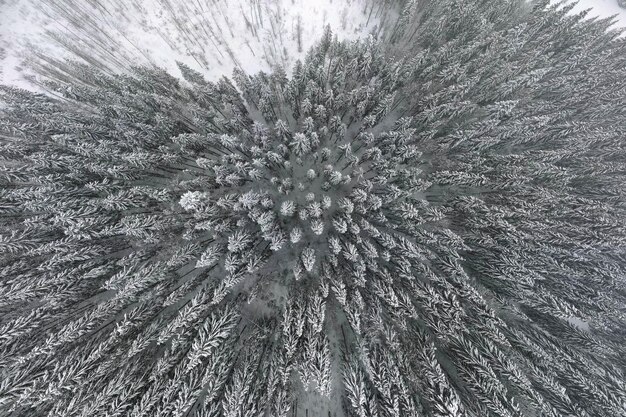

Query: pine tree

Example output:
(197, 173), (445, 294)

(1, 1), (626, 416)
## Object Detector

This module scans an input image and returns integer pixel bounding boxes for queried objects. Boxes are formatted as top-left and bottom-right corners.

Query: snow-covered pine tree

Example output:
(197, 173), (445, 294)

(1, 0), (626, 416)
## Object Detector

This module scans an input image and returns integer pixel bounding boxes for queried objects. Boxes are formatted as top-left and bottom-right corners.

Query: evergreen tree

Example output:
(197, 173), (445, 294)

(1, 1), (626, 416)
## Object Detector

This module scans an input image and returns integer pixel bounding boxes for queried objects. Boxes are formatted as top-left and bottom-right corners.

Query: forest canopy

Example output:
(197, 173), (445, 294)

(0, 1), (625, 416)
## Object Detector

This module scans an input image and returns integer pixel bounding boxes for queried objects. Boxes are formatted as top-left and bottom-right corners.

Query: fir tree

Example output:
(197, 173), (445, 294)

(1, 1), (626, 416)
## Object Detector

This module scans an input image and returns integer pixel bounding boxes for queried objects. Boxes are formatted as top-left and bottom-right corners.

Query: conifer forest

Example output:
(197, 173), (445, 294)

(1, 0), (626, 416)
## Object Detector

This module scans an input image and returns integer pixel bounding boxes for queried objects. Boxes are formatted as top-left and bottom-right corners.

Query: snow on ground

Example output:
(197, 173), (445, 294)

(557, 0), (626, 28)
(1, 0), (625, 90)
(0, 0), (390, 89)
(0, 0), (40, 86)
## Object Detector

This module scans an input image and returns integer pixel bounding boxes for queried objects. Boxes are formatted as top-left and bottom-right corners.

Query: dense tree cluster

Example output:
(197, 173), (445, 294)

(1, 0), (626, 416)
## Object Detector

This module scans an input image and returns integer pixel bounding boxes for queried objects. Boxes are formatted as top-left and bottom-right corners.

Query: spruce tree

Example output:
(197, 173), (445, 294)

(1, 1), (626, 416)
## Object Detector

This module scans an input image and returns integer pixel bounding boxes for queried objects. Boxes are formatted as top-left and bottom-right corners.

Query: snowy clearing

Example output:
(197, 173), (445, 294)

(0, 0), (390, 88)
(567, 0), (626, 28)
(1, 0), (625, 89)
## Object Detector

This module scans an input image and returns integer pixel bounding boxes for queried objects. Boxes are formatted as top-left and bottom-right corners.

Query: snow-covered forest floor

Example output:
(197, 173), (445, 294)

(1, 0), (625, 89)
(0, 0), (393, 88)
(561, 0), (626, 26)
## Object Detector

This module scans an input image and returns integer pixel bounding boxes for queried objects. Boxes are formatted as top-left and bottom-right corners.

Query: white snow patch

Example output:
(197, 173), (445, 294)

(567, 316), (590, 331)
(0, 0), (388, 89)
(3, 0), (624, 90)
(556, 0), (626, 29)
